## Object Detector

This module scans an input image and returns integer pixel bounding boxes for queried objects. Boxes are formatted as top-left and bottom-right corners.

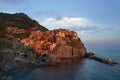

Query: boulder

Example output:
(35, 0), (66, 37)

(85, 52), (95, 58)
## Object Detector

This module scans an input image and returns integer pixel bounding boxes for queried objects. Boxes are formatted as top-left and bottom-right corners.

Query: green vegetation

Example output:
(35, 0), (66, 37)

(0, 27), (6, 37)
(0, 38), (11, 49)
(0, 12), (48, 31)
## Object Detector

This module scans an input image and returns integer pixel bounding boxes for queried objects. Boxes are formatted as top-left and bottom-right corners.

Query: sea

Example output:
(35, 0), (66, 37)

(9, 47), (120, 80)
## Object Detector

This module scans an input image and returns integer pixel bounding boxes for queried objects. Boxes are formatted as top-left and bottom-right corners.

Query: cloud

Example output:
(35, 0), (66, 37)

(41, 17), (89, 29)
(40, 17), (113, 34)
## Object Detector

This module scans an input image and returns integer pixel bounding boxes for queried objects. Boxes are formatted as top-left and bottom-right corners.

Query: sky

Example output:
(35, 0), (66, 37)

(0, 0), (120, 48)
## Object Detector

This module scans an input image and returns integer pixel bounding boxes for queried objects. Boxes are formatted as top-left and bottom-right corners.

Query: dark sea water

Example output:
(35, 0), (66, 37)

(9, 48), (120, 80)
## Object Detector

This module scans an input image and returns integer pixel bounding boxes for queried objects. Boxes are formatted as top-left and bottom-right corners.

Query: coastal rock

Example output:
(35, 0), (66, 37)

(85, 52), (95, 58)
(0, 36), (28, 74)
(21, 29), (87, 64)
(52, 45), (85, 58)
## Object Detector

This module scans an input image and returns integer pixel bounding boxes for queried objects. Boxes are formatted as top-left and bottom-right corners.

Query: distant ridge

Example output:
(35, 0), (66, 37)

(0, 12), (48, 31)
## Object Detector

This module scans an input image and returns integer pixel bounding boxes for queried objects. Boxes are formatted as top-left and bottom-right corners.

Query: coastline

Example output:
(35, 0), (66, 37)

(0, 57), (85, 80)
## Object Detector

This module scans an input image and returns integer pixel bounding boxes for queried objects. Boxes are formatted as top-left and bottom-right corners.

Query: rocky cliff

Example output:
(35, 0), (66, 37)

(21, 29), (87, 64)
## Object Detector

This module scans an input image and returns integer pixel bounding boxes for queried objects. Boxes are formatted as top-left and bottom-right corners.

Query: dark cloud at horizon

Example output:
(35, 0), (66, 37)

(70, 26), (113, 33)
(2, 0), (26, 4)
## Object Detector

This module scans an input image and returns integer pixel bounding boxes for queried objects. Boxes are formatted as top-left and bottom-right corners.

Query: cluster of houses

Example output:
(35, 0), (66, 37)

(20, 29), (79, 56)
(6, 27), (25, 34)
(6, 27), (37, 34)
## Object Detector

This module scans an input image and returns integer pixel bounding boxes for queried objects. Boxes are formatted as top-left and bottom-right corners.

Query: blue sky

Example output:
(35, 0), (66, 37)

(0, 0), (120, 48)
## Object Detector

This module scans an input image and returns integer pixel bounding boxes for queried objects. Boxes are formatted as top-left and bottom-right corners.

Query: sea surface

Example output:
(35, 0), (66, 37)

(9, 48), (120, 80)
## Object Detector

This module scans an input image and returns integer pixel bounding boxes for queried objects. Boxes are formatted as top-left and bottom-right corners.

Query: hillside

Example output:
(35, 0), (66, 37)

(0, 12), (48, 31)
(0, 12), (48, 38)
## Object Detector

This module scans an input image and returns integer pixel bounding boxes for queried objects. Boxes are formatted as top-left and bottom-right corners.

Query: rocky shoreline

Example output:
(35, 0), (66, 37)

(86, 52), (118, 65)
(0, 28), (118, 80)
(0, 55), (86, 80)
(0, 29), (87, 79)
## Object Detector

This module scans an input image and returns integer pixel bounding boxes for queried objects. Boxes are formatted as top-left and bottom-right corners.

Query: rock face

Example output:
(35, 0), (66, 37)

(0, 36), (28, 70)
(21, 29), (87, 64)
